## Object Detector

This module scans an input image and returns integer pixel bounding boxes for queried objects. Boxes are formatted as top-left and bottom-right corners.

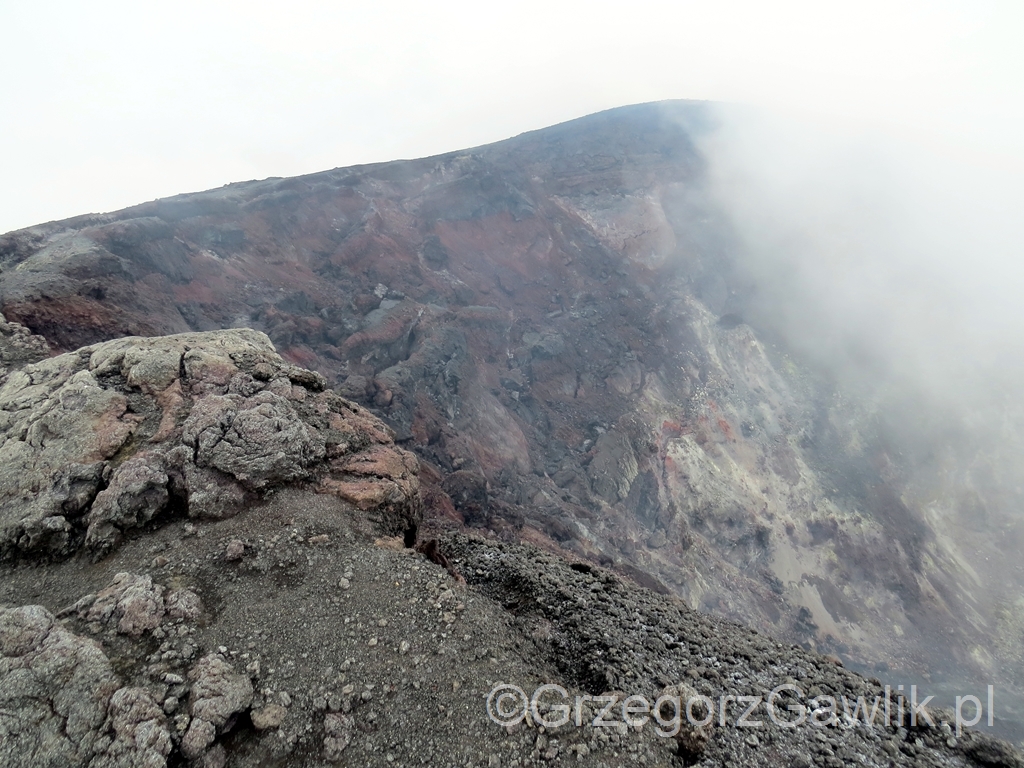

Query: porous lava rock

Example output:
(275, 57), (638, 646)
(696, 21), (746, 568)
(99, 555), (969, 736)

(0, 329), (419, 559)
(0, 312), (49, 383)
(0, 604), (172, 768)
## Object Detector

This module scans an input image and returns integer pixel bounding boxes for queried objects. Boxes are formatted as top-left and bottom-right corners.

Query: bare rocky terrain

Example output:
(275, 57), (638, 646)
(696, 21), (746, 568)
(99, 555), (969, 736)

(1, 101), (1023, 765)
(0, 323), (1019, 767)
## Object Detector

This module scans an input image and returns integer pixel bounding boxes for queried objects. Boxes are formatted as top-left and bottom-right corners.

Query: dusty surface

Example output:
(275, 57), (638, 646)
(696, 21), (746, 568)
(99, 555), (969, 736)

(2, 483), (1020, 767)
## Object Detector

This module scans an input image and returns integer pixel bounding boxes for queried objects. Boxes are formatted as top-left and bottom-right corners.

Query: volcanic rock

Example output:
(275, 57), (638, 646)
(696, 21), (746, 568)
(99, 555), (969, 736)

(0, 329), (419, 559)
(0, 604), (172, 768)
(0, 312), (49, 383)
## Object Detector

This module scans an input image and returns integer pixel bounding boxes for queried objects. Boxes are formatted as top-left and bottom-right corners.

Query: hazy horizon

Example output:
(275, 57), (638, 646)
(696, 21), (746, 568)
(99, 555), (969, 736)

(2, 1), (1022, 234)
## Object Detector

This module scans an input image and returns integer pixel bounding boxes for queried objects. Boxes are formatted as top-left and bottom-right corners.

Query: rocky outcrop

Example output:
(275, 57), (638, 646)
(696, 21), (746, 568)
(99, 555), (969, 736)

(76, 572), (202, 637)
(0, 329), (419, 560)
(3, 516), (1019, 768)
(0, 604), (172, 768)
(0, 312), (49, 384)
(0, 564), (262, 767)
(181, 653), (253, 760)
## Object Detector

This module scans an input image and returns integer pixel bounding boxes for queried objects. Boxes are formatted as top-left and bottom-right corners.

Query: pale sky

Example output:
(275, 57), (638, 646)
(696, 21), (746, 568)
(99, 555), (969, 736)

(1, 0), (1021, 234)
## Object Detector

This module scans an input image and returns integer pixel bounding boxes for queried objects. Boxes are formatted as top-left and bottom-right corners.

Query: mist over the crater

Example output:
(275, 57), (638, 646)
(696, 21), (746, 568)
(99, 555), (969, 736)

(700, 106), (1024, 402)
(688, 103), (1024, 706)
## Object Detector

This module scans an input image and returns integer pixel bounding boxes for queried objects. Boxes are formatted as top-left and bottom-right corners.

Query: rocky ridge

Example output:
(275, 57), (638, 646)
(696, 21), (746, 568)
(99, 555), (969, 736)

(0, 329), (1020, 767)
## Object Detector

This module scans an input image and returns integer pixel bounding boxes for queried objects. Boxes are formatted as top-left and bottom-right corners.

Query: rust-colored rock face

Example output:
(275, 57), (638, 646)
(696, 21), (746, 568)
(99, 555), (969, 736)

(1, 101), (1020, 697)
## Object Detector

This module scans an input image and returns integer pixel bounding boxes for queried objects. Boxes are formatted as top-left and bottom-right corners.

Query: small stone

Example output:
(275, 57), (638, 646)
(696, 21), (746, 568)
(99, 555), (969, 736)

(399, 640), (411, 655)
(368, 637), (378, 646)
(324, 713), (354, 761)
(225, 539), (245, 561)
(339, 578), (351, 590)
(279, 691), (292, 707)
(745, 734), (759, 748)
(251, 704), (287, 730)
(163, 696), (179, 714)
